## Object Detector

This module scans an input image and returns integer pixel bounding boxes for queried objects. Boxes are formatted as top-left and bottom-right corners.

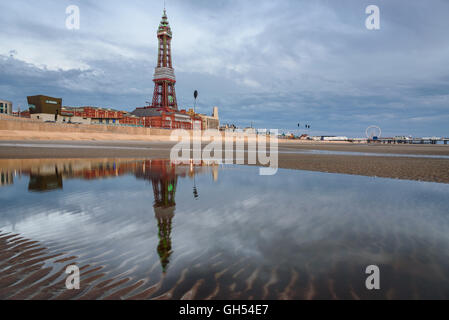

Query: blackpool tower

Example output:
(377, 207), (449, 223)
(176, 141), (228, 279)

(151, 9), (178, 111)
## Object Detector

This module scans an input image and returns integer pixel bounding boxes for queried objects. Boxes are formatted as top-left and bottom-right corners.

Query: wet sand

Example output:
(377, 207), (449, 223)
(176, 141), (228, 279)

(0, 232), (181, 300)
(0, 140), (449, 183)
(279, 141), (449, 156)
(279, 143), (449, 183)
(0, 231), (374, 300)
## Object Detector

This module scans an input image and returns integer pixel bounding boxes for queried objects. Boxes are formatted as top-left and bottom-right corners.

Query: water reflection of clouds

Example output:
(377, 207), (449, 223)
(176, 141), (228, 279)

(171, 168), (449, 275)
(1, 160), (449, 297)
(0, 159), (221, 275)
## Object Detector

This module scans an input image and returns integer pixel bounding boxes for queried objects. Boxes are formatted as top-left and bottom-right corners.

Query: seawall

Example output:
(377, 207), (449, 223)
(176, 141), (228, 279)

(0, 115), (174, 141)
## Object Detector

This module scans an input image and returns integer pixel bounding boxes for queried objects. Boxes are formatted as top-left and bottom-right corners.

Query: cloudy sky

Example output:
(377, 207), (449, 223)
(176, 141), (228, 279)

(1, 0), (448, 137)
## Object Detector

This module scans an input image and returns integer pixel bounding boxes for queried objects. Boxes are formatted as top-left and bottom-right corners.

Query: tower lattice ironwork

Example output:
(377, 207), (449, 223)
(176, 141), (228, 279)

(151, 9), (178, 111)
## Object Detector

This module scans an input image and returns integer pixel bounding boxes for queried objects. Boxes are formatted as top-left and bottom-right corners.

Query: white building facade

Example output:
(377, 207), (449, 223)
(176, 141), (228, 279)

(0, 100), (12, 115)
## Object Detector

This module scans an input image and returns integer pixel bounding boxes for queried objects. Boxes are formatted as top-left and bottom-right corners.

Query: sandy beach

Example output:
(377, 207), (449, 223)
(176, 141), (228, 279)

(1, 142), (449, 300)
(3, 1), (449, 304)
(1, 140), (449, 184)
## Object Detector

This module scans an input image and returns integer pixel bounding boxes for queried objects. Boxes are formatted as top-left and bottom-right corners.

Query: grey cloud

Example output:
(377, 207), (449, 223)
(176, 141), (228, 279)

(1, 0), (448, 137)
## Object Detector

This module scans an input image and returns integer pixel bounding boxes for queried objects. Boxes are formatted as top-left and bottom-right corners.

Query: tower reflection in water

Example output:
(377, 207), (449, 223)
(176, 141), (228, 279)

(135, 159), (219, 273)
(136, 160), (178, 273)
(0, 158), (219, 273)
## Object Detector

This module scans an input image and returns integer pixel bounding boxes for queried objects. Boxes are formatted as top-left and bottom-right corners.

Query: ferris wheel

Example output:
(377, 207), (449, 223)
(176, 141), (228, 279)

(365, 125), (382, 139)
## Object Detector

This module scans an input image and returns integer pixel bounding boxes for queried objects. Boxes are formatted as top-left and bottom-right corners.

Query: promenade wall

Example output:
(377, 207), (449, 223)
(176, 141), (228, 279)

(0, 114), (172, 137)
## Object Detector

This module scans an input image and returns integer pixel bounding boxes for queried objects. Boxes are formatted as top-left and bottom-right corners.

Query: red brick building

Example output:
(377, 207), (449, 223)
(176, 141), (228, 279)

(12, 110), (31, 118)
(132, 107), (201, 129)
(119, 114), (143, 126)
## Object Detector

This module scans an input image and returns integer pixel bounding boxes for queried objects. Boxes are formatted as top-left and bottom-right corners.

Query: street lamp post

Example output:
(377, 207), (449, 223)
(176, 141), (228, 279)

(192, 90), (198, 130)
(193, 90), (198, 113)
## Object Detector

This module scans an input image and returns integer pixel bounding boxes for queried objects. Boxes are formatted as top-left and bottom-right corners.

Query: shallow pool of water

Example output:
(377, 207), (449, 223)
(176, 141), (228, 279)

(1, 159), (449, 299)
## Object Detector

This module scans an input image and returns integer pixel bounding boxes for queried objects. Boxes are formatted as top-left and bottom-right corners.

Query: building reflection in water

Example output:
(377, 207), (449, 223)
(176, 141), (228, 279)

(1, 171), (14, 186)
(0, 158), (219, 273)
(28, 166), (63, 192)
